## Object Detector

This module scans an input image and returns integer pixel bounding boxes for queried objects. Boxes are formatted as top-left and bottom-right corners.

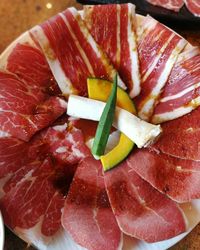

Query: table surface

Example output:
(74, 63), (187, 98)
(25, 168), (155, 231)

(0, 0), (200, 249)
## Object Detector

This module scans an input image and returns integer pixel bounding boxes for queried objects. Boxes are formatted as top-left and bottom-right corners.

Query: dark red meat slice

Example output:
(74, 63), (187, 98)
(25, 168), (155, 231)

(31, 7), (124, 97)
(127, 148), (200, 202)
(1, 158), (60, 230)
(1, 41), (66, 142)
(152, 48), (200, 124)
(146, 0), (184, 12)
(135, 16), (187, 121)
(62, 157), (122, 250)
(0, 132), (47, 180)
(0, 70), (66, 141)
(104, 160), (186, 242)
(41, 191), (65, 236)
(0, 125), (89, 238)
(151, 106), (200, 161)
(83, 4), (140, 97)
(6, 43), (57, 90)
(184, 0), (200, 17)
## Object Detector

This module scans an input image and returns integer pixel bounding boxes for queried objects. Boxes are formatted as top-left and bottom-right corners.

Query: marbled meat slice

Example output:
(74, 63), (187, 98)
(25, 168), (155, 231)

(31, 7), (125, 97)
(151, 106), (200, 161)
(1, 158), (62, 230)
(184, 0), (200, 17)
(6, 43), (59, 92)
(127, 148), (200, 202)
(135, 15), (187, 121)
(152, 47), (200, 123)
(83, 3), (140, 97)
(104, 160), (186, 242)
(0, 41), (67, 141)
(146, 0), (184, 12)
(62, 157), (122, 250)
(44, 123), (90, 165)
(0, 124), (89, 239)
(0, 70), (67, 141)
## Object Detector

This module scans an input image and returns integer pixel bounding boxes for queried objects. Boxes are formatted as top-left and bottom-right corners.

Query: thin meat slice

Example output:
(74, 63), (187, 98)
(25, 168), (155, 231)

(151, 106), (200, 161)
(83, 4), (140, 97)
(44, 124), (90, 165)
(6, 43), (58, 91)
(1, 158), (60, 230)
(62, 157), (122, 250)
(0, 42), (67, 141)
(0, 124), (89, 238)
(152, 47), (200, 124)
(127, 148), (200, 202)
(0, 157), (71, 238)
(0, 131), (48, 180)
(31, 7), (125, 97)
(146, 0), (184, 12)
(135, 16), (187, 121)
(41, 191), (65, 236)
(0, 124), (89, 184)
(184, 0), (200, 17)
(0, 71), (67, 141)
(104, 160), (186, 242)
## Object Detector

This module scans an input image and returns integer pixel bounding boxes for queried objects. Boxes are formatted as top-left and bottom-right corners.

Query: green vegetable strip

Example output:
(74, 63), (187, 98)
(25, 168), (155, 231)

(92, 74), (118, 158)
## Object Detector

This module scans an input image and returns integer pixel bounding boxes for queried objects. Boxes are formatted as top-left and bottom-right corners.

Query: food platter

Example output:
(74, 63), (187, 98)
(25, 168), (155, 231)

(0, 5), (200, 250)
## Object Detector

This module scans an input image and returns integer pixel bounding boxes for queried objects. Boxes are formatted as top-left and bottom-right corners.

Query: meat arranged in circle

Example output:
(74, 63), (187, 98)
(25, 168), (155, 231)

(1, 3), (200, 250)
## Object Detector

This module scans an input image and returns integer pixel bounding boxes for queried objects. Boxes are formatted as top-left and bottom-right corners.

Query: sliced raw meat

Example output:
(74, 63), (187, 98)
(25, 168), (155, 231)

(135, 15), (187, 121)
(184, 0), (200, 17)
(0, 124), (89, 238)
(62, 157), (122, 250)
(127, 148), (200, 202)
(83, 3), (140, 97)
(0, 132), (48, 180)
(41, 191), (65, 236)
(31, 7), (125, 97)
(0, 124), (89, 180)
(44, 124), (90, 165)
(6, 43), (58, 91)
(104, 160), (186, 242)
(0, 71), (67, 141)
(0, 157), (66, 234)
(152, 47), (200, 123)
(151, 106), (200, 161)
(146, 0), (184, 12)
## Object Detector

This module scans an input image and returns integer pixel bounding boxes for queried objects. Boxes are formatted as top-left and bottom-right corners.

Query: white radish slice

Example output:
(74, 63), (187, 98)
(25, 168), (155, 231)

(67, 95), (162, 148)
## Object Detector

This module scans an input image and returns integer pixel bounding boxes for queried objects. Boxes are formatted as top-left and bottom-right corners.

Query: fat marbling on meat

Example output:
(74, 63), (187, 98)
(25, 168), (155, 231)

(83, 3), (140, 98)
(135, 15), (187, 121)
(31, 7), (126, 97)
(152, 47), (200, 124)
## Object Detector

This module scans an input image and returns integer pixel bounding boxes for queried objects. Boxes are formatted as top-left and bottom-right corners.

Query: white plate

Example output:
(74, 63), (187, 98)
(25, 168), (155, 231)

(0, 15), (200, 250)
(0, 212), (4, 250)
